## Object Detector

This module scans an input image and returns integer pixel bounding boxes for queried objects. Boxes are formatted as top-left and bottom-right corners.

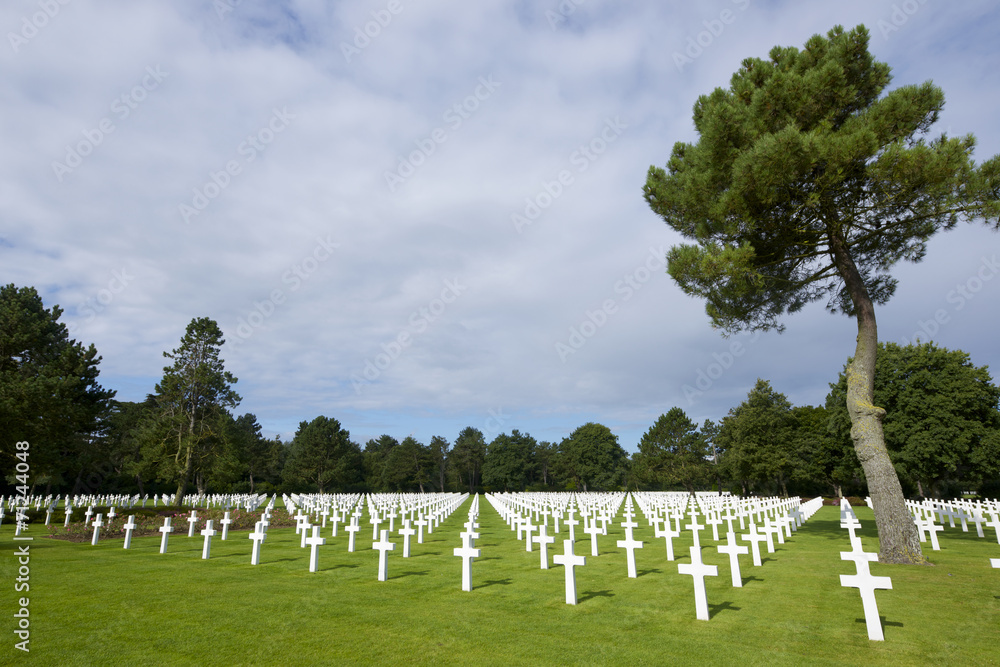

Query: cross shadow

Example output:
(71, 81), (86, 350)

(395, 570), (429, 578)
(855, 616), (903, 629)
(328, 563), (358, 570)
(578, 589), (615, 603)
(759, 556), (777, 566)
(478, 578), (513, 588)
(636, 568), (662, 577)
(708, 600), (741, 618)
(740, 575), (764, 585)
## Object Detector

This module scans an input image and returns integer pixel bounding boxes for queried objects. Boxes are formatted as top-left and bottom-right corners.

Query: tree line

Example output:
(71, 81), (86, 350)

(3, 284), (997, 503)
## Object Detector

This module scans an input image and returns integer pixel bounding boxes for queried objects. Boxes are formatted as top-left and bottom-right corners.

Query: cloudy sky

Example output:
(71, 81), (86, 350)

(4, 0), (999, 452)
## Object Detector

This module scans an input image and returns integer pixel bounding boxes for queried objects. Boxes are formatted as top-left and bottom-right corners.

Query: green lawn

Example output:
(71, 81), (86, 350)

(1, 498), (998, 666)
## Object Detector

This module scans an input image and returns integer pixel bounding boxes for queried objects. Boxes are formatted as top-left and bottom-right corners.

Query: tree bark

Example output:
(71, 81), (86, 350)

(174, 445), (192, 507)
(829, 233), (926, 564)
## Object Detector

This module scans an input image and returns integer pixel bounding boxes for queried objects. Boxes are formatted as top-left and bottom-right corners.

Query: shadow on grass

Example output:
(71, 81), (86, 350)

(395, 570), (429, 578)
(855, 616), (903, 629)
(578, 589), (615, 603)
(741, 575), (764, 586)
(327, 563), (359, 570)
(708, 600), (741, 618)
(478, 578), (513, 588)
(636, 569), (662, 577)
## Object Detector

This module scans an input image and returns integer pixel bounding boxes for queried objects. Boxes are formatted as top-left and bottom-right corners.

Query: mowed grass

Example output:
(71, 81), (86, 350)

(1, 499), (999, 666)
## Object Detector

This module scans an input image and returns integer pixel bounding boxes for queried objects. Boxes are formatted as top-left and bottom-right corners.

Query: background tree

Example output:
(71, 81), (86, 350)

(135, 317), (240, 506)
(384, 436), (432, 492)
(449, 427), (486, 493)
(717, 379), (797, 496)
(363, 435), (399, 491)
(632, 408), (710, 494)
(643, 25), (1000, 562)
(482, 429), (536, 492)
(790, 404), (859, 498)
(828, 342), (1000, 498)
(428, 435), (450, 492)
(0, 284), (116, 493)
(533, 441), (556, 488)
(282, 416), (361, 492)
(557, 422), (627, 492)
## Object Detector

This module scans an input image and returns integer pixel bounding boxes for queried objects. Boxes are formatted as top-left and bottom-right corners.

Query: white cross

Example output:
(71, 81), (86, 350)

(300, 520), (312, 548)
(346, 516), (360, 552)
(187, 510), (199, 537)
(249, 521), (266, 565)
(655, 521), (678, 561)
(717, 531), (749, 587)
(840, 547), (892, 641)
(522, 516), (536, 552)
(918, 518), (943, 550)
(968, 510), (986, 539)
(91, 513), (104, 546)
(399, 520), (416, 558)
(84, 506), (94, 526)
(158, 517), (173, 554)
(706, 513), (722, 542)
(761, 518), (779, 550)
(220, 511), (232, 540)
(306, 525), (326, 572)
(741, 523), (767, 566)
(201, 520), (217, 559)
(986, 512), (1000, 545)
(534, 525), (556, 569)
(373, 529), (395, 581)
(454, 533), (481, 591)
(565, 512), (579, 542)
(123, 515), (137, 550)
(677, 546), (718, 621)
(616, 532), (643, 579)
(552, 539), (586, 605)
(584, 519), (601, 557)
(686, 513), (704, 549)
(414, 515), (428, 544)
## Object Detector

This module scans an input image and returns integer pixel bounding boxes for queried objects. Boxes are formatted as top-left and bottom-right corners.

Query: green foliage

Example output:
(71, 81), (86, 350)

(644, 24), (1000, 332)
(632, 408), (711, 493)
(133, 317), (240, 505)
(482, 429), (537, 491)
(717, 379), (798, 495)
(556, 422), (627, 492)
(0, 284), (116, 490)
(790, 404), (860, 497)
(282, 416), (362, 493)
(449, 427), (486, 493)
(384, 436), (433, 492)
(827, 342), (1000, 497)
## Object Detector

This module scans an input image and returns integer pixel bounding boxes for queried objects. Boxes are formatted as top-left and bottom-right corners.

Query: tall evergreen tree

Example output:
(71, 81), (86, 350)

(643, 25), (1000, 562)
(633, 408), (710, 494)
(137, 317), (240, 505)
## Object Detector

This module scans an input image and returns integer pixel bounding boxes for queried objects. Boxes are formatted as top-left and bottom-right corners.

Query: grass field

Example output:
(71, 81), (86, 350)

(1, 498), (998, 666)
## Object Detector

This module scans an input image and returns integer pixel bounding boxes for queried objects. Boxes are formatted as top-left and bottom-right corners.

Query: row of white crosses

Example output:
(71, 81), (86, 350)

(837, 498), (893, 641)
(454, 495), (481, 591)
(903, 497), (1000, 554)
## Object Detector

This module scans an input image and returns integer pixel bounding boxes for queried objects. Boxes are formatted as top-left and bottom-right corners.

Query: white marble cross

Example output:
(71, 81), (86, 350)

(678, 546), (718, 621)
(123, 515), (137, 549)
(986, 512), (1000, 545)
(523, 516), (536, 552)
(346, 515), (360, 552)
(84, 506), (94, 526)
(158, 517), (173, 554)
(534, 524), (555, 569)
(565, 511), (579, 542)
(414, 515), (428, 544)
(918, 518), (943, 550)
(399, 520), (416, 558)
(968, 510), (986, 539)
(717, 531), (749, 587)
(839, 547), (892, 641)
(552, 539), (586, 605)
(686, 513), (704, 549)
(91, 513), (104, 546)
(300, 520), (312, 548)
(249, 521), (266, 565)
(306, 525), (326, 572)
(201, 520), (217, 559)
(373, 529), (395, 581)
(741, 523), (766, 566)
(655, 521), (678, 561)
(706, 513), (722, 542)
(187, 510), (199, 537)
(617, 531), (643, 578)
(220, 511), (233, 540)
(584, 519), (601, 557)
(454, 533), (481, 591)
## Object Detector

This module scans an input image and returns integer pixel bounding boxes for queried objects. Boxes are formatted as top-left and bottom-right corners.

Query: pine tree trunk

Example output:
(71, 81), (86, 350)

(175, 445), (192, 507)
(830, 234), (925, 564)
